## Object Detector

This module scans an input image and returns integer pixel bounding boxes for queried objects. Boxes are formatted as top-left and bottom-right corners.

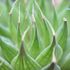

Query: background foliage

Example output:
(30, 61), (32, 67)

(0, 0), (70, 70)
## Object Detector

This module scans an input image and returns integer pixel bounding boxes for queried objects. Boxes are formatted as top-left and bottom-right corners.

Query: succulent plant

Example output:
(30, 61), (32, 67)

(0, 0), (70, 70)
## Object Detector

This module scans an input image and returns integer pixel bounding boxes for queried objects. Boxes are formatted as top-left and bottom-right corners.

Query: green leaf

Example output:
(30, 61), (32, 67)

(11, 41), (41, 70)
(0, 2), (9, 25)
(39, 0), (45, 14)
(29, 24), (41, 59)
(23, 24), (34, 50)
(0, 24), (10, 38)
(35, 5), (51, 49)
(64, 9), (70, 37)
(28, 0), (34, 15)
(53, 7), (58, 31)
(6, 0), (11, 12)
(17, 0), (26, 14)
(55, 44), (63, 62)
(17, 4), (21, 48)
(57, 19), (68, 50)
(0, 57), (13, 70)
(36, 35), (56, 67)
(42, 62), (61, 70)
(17, 22), (21, 48)
(60, 53), (70, 70)
(0, 36), (18, 62)
(9, 14), (17, 43)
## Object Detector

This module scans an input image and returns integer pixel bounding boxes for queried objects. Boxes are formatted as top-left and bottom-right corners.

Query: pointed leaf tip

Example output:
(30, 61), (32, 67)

(63, 17), (67, 22)
(19, 41), (25, 56)
(52, 34), (56, 47)
(42, 62), (55, 70)
(63, 18), (67, 26)
(50, 62), (55, 69)
(42, 62), (61, 70)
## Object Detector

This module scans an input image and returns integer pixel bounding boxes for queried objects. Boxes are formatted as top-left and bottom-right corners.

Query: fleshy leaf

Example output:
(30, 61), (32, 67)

(0, 57), (13, 70)
(0, 36), (18, 62)
(11, 41), (41, 70)
(57, 18), (68, 50)
(0, 24), (10, 38)
(36, 35), (56, 67)
(6, 0), (11, 12)
(55, 44), (63, 62)
(60, 53), (70, 70)
(17, 4), (21, 48)
(9, 14), (17, 44)
(29, 24), (41, 59)
(35, 2), (51, 49)
(53, 7), (58, 31)
(42, 62), (61, 70)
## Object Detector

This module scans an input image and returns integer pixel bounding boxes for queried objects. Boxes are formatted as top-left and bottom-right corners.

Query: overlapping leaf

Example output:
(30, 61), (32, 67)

(57, 19), (68, 50)
(11, 41), (41, 70)
(0, 36), (18, 62)
(36, 35), (56, 67)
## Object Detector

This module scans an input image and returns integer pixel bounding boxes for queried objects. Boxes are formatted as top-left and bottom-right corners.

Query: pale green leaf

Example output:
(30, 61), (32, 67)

(42, 63), (61, 70)
(57, 19), (68, 50)
(0, 36), (18, 62)
(55, 44), (63, 62)
(36, 35), (56, 67)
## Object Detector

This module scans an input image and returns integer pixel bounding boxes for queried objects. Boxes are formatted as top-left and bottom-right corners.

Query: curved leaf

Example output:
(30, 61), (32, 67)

(0, 24), (10, 38)
(42, 62), (61, 70)
(35, 4), (51, 49)
(55, 44), (63, 62)
(60, 53), (70, 70)
(29, 24), (41, 59)
(11, 41), (41, 70)
(36, 35), (56, 67)
(0, 57), (13, 70)
(52, 7), (58, 31)
(57, 19), (68, 50)
(0, 36), (18, 62)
